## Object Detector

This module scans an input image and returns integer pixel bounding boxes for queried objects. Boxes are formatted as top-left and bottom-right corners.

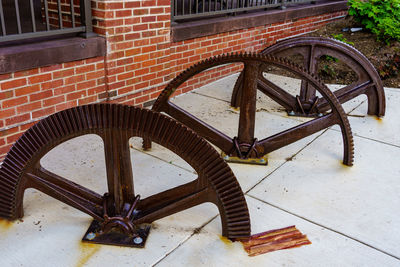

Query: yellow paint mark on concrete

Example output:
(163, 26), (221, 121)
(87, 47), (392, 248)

(76, 243), (100, 267)
(219, 235), (234, 248)
(0, 218), (13, 233)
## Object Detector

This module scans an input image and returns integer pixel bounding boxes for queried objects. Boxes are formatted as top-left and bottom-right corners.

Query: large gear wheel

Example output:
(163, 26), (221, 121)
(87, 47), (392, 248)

(0, 104), (250, 247)
(231, 37), (385, 117)
(144, 53), (354, 166)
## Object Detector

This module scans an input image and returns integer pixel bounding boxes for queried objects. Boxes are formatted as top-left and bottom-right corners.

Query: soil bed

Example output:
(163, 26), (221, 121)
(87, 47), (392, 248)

(306, 17), (400, 88)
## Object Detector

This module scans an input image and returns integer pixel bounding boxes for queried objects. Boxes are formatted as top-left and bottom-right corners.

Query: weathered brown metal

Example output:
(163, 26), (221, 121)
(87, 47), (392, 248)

(0, 103), (251, 247)
(144, 53), (354, 166)
(231, 37), (386, 117)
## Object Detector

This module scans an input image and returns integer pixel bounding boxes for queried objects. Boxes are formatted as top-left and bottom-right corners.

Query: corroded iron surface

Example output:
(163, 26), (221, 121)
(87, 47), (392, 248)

(242, 225), (311, 257)
(0, 104), (251, 246)
(145, 53), (354, 166)
(231, 37), (386, 117)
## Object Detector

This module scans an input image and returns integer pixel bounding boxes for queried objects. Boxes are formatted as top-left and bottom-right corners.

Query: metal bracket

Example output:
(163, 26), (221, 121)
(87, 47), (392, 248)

(222, 152), (268, 165)
(82, 220), (151, 248)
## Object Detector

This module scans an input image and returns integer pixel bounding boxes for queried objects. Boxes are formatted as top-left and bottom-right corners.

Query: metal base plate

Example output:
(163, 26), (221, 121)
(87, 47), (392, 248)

(287, 110), (324, 118)
(222, 152), (268, 165)
(82, 220), (151, 248)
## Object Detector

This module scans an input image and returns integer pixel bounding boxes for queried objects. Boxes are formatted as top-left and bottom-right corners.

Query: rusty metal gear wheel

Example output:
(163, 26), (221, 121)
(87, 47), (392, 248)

(144, 53), (354, 166)
(0, 104), (250, 247)
(231, 37), (385, 117)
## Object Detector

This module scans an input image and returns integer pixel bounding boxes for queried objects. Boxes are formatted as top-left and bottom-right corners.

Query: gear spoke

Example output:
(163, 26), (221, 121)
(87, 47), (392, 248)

(25, 171), (104, 221)
(102, 128), (134, 214)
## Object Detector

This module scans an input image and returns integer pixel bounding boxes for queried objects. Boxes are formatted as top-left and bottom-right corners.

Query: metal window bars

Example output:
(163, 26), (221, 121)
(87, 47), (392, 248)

(0, 0), (94, 43)
(172, 0), (321, 22)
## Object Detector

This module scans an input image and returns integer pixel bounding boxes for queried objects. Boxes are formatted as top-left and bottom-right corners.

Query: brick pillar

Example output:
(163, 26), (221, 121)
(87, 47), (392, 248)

(92, 0), (172, 106)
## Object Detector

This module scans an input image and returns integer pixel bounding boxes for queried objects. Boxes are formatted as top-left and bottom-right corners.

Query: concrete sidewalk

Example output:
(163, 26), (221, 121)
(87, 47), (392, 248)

(1, 74), (399, 266)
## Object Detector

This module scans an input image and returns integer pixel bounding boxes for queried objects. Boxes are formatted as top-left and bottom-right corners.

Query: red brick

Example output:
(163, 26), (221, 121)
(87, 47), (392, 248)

(14, 69), (39, 78)
(142, 59), (156, 67)
(1, 78), (27, 90)
(14, 84), (40, 96)
(88, 85), (106, 96)
(125, 17), (141, 25)
(2, 96), (28, 108)
(30, 90), (53, 102)
(41, 79), (64, 91)
(86, 57), (102, 64)
(40, 64), (62, 73)
(55, 101), (77, 112)
(142, 16), (156, 23)
(0, 144), (13, 157)
(116, 42), (134, 50)
(125, 48), (141, 57)
(116, 10), (132, 17)
(17, 101), (42, 113)
(64, 60), (84, 68)
(6, 132), (24, 144)
(125, 2), (141, 8)
(134, 9), (149, 16)
(54, 85), (76, 96)
(0, 73), (12, 81)
(28, 73), (52, 84)
(76, 80), (97, 91)
(157, 0), (169, 5)
(142, 45), (157, 53)
(135, 81), (149, 90)
(32, 106), (55, 119)
(78, 95), (98, 105)
(109, 81), (125, 90)
(66, 91), (87, 101)
(134, 38), (150, 47)
(118, 72), (134, 81)
(65, 75), (85, 85)
(43, 95), (65, 106)
(86, 71), (104, 80)
(53, 69), (75, 79)
(5, 113), (30, 126)
(0, 108), (16, 119)
(0, 90), (14, 100)
(76, 65), (96, 74)
(125, 33), (140, 41)
(105, 2), (123, 9)
(134, 54), (150, 63)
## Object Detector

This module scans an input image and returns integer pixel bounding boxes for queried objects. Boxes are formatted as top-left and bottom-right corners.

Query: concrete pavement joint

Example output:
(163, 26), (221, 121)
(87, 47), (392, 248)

(152, 215), (219, 266)
(245, 128), (330, 195)
(329, 128), (400, 149)
(191, 91), (231, 104)
(131, 147), (197, 174)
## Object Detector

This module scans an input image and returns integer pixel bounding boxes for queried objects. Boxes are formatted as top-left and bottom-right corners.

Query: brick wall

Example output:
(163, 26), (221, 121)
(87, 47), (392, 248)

(0, 0), (347, 161)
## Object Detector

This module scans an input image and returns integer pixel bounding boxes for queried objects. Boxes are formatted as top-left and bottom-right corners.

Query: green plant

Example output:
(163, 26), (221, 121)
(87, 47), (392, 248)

(348, 0), (400, 43)
(319, 64), (337, 78)
(321, 55), (339, 62)
(331, 33), (355, 46)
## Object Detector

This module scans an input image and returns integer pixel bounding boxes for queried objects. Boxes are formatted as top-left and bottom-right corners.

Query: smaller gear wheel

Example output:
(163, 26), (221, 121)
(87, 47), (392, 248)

(231, 37), (385, 117)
